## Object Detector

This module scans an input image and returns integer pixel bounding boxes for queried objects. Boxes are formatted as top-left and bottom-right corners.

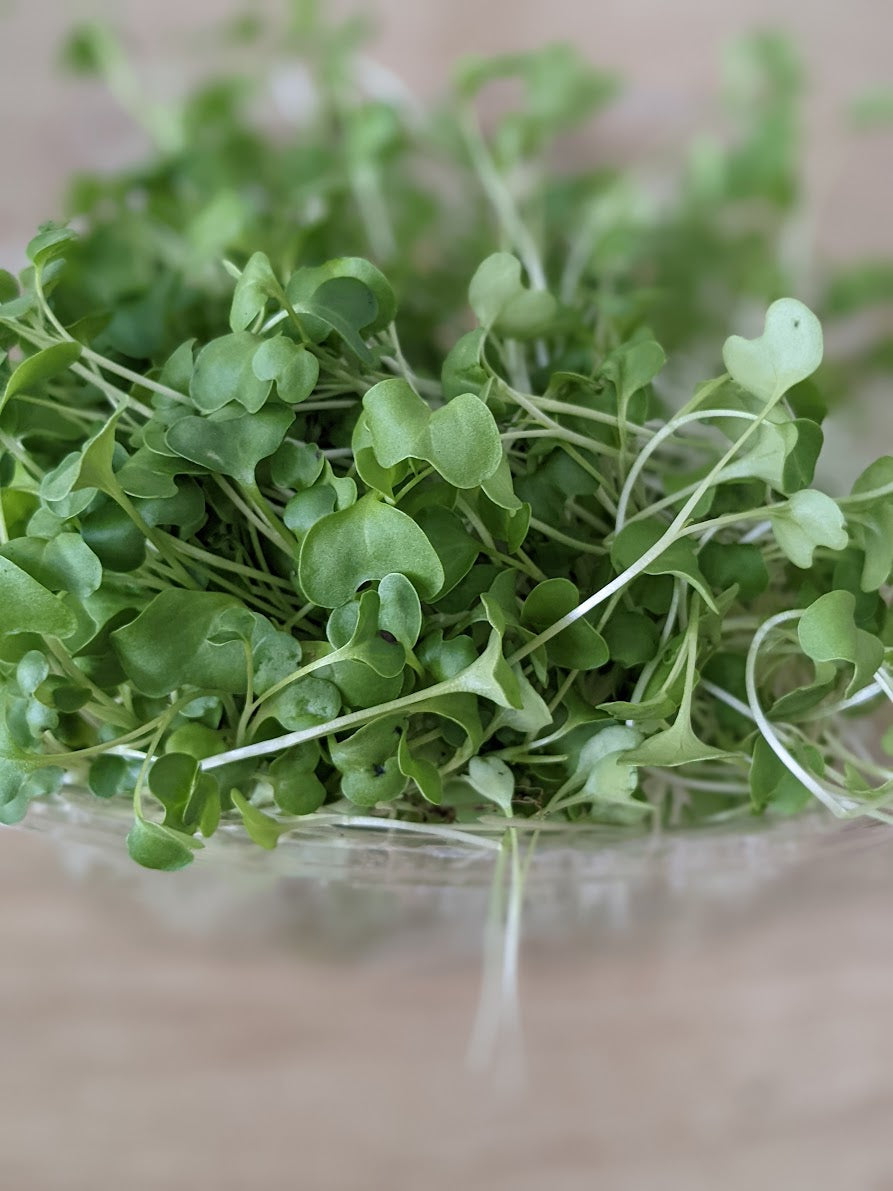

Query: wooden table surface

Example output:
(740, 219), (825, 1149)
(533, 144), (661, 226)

(3, 817), (893, 1190)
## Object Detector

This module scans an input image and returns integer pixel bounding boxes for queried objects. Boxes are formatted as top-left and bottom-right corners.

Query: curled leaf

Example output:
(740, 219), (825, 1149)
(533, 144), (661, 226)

(769, 489), (848, 569)
(468, 253), (557, 337)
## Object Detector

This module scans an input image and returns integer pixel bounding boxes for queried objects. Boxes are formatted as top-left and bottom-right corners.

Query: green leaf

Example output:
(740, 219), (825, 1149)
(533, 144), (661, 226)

(351, 413), (406, 499)
(15, 650), (49, 696)
(576, 725), (643, 807)
(190, 332), (272, 413)
(252, 336), (319, 404)
(80, 501), (147, 572)
(126, 816), (203, 871)
(520, 578), (608, 670)
(111, 590), (249, 696)
(768, 660), (838, 721)
(722, 298), (823, 401)
(847, 457), (893, 591)
(622, 716), (734, 768)
(231, 789), (289, 849)
(1, 342), (82, 413)
(611, 519), (719, 612)
(330, 717), (408, 807)
(466, 755), (514, 816)
(261, 676), (341, 732)
(0, 556), (76, 638)
(0, 533), (103, 599)
(699, 541), (769, 601)
(88, 753), (131, 799)
(40, 413), (122, 502)
(397, 733), (443, 804)
(148, 752), (199, 827)
(0, 270), (35, 319)
(468, 252), (557, 337)
(598, 693), (678, 723)
(448, 628), (522, 710)
(229, 251), (281, 332)
(480, 455), (522, 512)
(378, 572), (422, 651)
(602, 339), (665, 406)
(720, 409), (822, 494)
(326, 589), (406, 678)
(270, 439), (325, 490)
(286, 257), (396, 333)
(298, 495), (444, 608)
(414, 506), (480, 598)
(165, 723), (225, 761)
(286, 272), (382, 363)
(418, 631), (478, 683)
(363, 379), (503, 489)
(166, 403), (294, 486)
(602, 610), (659, 668)
(0, 763), (64, 826)
(750, 737), (815, 815)
(769, 489), (848, 568)
(441, 329), (488, 399)
(268, 747), (326, 816)
(798, 590), (884, 696)
(26, 222), (78, 269)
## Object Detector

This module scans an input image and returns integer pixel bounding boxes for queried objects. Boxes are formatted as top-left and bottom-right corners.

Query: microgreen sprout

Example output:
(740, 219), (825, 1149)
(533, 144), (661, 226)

(0, 8), (890, 871)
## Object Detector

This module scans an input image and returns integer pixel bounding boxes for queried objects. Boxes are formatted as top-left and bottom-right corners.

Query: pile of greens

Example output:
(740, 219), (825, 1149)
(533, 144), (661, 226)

(1, 6), (892, 870)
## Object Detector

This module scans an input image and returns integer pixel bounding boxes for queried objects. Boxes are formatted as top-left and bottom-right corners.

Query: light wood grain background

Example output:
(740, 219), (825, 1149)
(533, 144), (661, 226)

(1, 0), (891, 259)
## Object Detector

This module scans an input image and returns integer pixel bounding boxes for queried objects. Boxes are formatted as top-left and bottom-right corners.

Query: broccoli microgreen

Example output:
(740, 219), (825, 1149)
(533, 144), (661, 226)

(0, 8), (891, 868)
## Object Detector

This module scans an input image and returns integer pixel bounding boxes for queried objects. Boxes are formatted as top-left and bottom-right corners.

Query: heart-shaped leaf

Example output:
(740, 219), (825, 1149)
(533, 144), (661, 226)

(466, 755), (514, 816)
(286, 257), (396, 333)
(112, 590), (249, 696)
(520, 578), (608, 670)
(722, 298), (823, 402)
(330, 716), (408, 807)
(298, 495), (444, 608)
(40, 413), (122, 502)
(190, 332), (272, 413)
(468, 253), (557, 337)
(769, 489), (848, 569)
(798, 590), (884, 696)
(165, 403), (293, 486)
(602, 338), (665, 410)
(252, 336), (319, 404)
(363, 379), (503, 489)
(268, 746), (326, 816)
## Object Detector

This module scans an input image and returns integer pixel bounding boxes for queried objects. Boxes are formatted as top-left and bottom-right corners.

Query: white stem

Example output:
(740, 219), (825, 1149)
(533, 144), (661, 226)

(615, 407), (761, 533)
(700, 679), (755, 722)
(744, 611), (855, 816)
